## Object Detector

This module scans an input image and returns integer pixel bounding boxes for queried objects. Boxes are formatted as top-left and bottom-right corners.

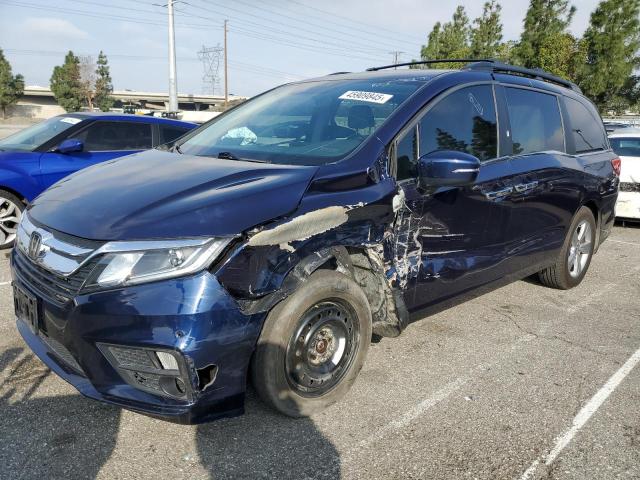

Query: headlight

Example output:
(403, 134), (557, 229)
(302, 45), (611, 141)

(82, 237), (233, 290)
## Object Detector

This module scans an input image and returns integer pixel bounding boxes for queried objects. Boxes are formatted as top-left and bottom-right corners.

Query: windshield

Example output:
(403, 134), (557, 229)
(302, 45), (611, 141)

(0, 116), (82, 152)
(177, 79), (423, 165)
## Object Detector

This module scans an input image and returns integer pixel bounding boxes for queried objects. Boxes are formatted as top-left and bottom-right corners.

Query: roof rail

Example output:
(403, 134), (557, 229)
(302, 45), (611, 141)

(365, 59), (581, 93)
(465, 60), (581, 92)
(366, 59), (492, 71)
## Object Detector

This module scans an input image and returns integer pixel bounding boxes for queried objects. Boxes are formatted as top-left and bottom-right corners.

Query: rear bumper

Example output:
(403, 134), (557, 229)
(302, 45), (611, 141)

(12, 255), (266, 424)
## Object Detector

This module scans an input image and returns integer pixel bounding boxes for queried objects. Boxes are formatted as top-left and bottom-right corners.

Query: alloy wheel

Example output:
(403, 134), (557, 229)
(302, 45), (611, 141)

(0, 197), (22, 248)
(567, 219), (592, 278)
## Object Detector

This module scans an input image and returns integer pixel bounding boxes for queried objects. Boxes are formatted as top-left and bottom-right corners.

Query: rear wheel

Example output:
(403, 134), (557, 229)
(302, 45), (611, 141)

(251, 270), (372, 417)
(0, 190), (24, 250)
(538, 206), (596, 289)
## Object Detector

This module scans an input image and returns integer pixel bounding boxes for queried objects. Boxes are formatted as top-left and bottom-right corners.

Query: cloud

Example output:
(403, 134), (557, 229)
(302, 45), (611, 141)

(21, 17), (89, 41)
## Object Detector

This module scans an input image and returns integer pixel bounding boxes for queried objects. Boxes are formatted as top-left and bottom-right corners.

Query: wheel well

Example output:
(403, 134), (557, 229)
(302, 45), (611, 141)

(582, 200), (600, 252)
(583, 200), (599, 224)
(0, 187), (27, 206)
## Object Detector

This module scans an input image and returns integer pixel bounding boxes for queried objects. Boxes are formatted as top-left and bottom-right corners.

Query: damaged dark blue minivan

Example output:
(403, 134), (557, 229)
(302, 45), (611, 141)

(12, 61), (619, 423)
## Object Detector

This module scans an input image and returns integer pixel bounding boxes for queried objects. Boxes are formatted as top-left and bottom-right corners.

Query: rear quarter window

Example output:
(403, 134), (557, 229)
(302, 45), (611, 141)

(505, 87), (564, 155)
(160, 125), (192, 144)
(564, 97), (608, 153)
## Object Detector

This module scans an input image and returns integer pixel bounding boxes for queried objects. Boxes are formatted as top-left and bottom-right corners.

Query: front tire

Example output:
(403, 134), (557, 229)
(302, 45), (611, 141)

(251, 270), (372, 417)
(0, 190), (24, 250)
(538, 206), (596, 289)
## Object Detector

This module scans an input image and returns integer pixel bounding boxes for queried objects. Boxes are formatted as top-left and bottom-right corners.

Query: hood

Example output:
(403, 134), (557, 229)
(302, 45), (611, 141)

(29, 150), (318, 240)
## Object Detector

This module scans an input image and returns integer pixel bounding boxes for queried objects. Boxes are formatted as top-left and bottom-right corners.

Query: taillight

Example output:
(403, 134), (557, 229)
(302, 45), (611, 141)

(611, 157), (621, 176)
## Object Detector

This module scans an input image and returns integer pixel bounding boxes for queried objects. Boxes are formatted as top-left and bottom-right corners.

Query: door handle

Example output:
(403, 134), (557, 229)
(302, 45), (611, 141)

(485, 186), (513, 200)
(514, 181), (539, 193)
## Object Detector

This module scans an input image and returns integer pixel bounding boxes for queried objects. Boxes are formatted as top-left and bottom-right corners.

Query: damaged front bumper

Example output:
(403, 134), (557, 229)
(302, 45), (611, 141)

(12, 259), (265, 424)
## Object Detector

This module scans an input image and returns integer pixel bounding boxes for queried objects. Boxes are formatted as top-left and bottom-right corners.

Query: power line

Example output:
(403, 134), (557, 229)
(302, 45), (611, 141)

(193, 0), (417, 53)
(285, 0), (425, 44)
(182, 1), (390, 58)
(5, 48), (307, 81)
(1, 0), (385, 63)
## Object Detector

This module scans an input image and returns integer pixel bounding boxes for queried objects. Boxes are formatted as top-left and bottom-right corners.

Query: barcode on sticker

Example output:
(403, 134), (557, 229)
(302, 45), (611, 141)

(339, 91), (393, 104)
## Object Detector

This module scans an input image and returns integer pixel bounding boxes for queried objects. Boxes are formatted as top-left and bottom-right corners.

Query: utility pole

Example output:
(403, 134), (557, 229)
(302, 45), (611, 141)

(390, 51), (404, 69)
(167, 0), (178, 112)
(224, 19), (228, 109)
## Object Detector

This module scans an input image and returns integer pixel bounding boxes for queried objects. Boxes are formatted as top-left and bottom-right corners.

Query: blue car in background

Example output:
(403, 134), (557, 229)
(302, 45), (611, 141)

(0, 113), (196, 248)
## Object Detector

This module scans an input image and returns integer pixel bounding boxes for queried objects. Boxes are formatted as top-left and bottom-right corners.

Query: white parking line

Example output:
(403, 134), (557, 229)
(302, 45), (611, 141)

(608, 238), (640, 247)
(518, 345), (640, 480)
(0, 281), (11, 286)
(345, 334), (537, 460)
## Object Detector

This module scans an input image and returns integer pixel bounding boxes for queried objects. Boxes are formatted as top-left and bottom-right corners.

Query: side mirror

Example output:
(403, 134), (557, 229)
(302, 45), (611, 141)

(56, 138), (84, 154)
(418, 150), (480, 190)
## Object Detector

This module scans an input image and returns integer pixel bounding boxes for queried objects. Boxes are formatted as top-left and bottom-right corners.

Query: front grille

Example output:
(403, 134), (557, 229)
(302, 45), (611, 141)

(620, 182), (640, 192)
(13, 249), (97, 304)
(40, 334), (84, 375)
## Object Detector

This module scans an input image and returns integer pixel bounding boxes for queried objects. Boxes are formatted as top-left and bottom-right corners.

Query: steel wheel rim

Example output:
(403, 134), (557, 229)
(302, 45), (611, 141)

(0, 197), (21, 247)
(567, 220), (592, 278)
(285, 300), (359, 397)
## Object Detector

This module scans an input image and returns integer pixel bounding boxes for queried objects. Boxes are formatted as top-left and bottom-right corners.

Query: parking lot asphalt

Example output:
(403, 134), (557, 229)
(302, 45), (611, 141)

(0, 225), (638, 480)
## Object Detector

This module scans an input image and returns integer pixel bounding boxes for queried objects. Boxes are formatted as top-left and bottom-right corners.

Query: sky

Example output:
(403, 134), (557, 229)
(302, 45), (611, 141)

(0, 0), (603, 97)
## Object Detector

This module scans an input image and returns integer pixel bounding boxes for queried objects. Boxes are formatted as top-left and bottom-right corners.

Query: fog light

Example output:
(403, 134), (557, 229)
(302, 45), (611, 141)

(98, 343), (192, 401)
(156, 351), (179, 370)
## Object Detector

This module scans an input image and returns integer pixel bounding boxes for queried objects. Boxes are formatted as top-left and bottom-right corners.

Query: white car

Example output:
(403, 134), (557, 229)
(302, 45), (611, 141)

(610, 129), (640, 220)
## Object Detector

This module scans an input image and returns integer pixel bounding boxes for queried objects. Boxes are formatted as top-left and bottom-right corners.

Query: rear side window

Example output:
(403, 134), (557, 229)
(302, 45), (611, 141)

(505, 88), (564, 155)
(74, 121), (153, 151)
(564, 97), (607, 153)
(610, 137), (640, 157)
(160, 125), (191, 144)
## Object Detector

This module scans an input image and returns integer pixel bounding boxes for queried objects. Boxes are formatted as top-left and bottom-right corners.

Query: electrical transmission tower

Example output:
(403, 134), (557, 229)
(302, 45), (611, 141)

(197, 44), (223, 95)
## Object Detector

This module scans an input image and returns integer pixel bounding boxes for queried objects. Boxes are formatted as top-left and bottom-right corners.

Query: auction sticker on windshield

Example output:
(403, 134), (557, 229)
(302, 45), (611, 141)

(339, 91), (393, 104)
(60, 117), (82, 125)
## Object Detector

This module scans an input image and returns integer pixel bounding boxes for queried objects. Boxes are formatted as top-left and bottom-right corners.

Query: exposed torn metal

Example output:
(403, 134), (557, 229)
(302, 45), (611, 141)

(351, 246), (409, 337)
(247, 206), (349, 250)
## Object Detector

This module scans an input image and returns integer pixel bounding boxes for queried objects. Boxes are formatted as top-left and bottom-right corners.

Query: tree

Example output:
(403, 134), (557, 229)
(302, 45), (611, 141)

(0, 49), (24, 119)
(420, 22), (443, 62)
(419, 6), (470, 68)
(536, 32), (584, 79)
(470, 1), (504, 59)
(79, 55), (96, 110)
(50, 51), (83, 112)
(94, 51), (114, 112)
(577, 0), (640, 112)
(494, 40), (517, 63)
(516, 0), (576, 68)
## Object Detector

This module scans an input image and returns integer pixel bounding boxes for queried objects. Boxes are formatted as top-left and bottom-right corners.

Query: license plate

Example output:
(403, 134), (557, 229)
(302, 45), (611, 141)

(14, 285), (39, 334)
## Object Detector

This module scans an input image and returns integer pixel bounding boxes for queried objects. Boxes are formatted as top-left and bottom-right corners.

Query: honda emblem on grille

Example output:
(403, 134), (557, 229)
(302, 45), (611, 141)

(28, 232), (43, 260)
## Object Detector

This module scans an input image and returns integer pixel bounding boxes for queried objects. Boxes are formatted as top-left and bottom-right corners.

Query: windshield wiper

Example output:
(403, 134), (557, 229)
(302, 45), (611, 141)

(206, 151), (267, 163)
(217, 151), (240, 160)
